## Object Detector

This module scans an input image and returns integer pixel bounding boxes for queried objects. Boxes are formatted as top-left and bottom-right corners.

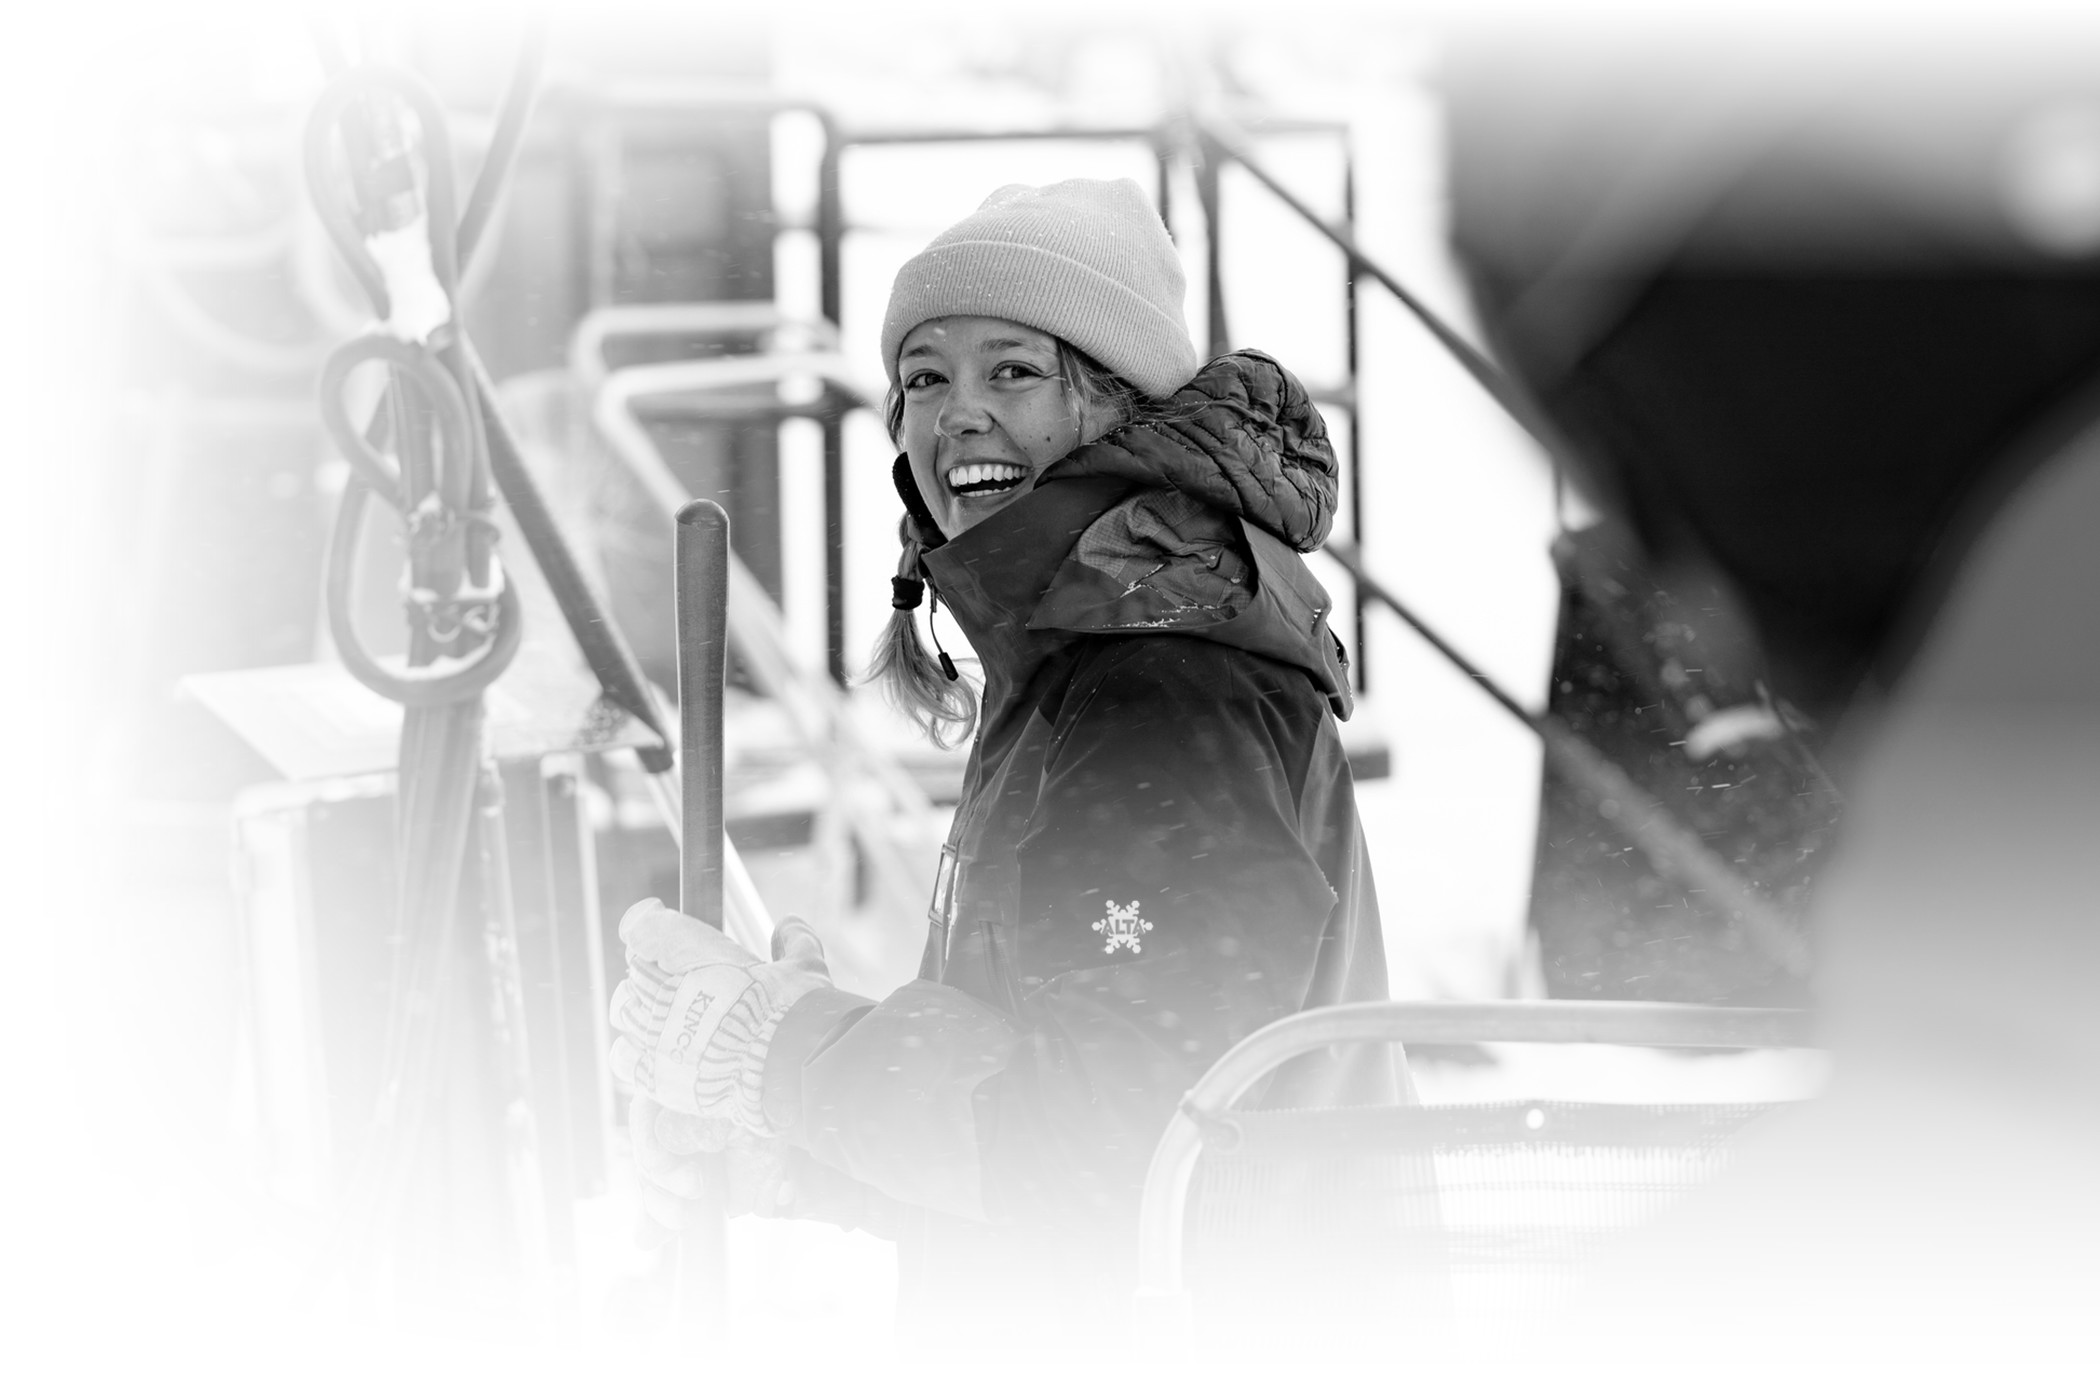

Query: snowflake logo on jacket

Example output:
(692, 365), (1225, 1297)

(1093, 900), (1153, 955)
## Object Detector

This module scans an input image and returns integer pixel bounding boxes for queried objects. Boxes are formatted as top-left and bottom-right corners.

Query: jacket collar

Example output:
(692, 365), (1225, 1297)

(917, 471), (1352, 724)
(917, 475), (1134, 715)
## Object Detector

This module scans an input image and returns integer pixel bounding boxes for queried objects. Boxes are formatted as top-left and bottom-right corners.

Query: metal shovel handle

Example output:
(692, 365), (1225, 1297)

(668, 498), (732, 1334)
(676, 500), (730, 926)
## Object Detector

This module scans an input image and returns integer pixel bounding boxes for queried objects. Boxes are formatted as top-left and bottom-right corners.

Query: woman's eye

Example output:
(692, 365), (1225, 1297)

(902, 370), (944, 391)
(991, 362), (1048, 382)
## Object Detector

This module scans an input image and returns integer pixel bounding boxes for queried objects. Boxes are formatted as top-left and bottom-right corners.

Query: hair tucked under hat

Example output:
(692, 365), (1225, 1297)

(878, 177), (1200, 400)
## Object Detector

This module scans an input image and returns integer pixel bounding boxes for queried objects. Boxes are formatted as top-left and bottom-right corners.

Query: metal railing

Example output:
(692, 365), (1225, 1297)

(578, 326), (938, 954)
(1178, 109), (1811, 975)
(1133, 997), (1819, 1316)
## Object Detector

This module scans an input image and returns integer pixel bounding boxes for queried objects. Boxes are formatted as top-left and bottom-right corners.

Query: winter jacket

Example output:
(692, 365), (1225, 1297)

(758, 351), (1396, 1317)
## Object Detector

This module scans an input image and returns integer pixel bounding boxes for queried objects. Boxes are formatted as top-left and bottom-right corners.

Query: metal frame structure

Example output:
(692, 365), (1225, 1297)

(584, 342), (937, 944)
(550, 81), (1809, 974)
(1132, 998), (1819, 1325)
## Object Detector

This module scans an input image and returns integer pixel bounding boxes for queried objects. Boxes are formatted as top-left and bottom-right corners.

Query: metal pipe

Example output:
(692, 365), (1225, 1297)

(1325, 540), (1533, 725)
(1342, 134), (1367, 693)
(817, 120), (847, 688)
(594, 351), (878, 407)
(816, 118), (843, 332)
(834, 119), (1343, 147)
(1325, 540), (1809, 977)
(643, 768), (773, 955)
(1152, 132), (1173, 229)
(568, 303), (839, 390)
(675, 501), (731, 939)
(823, 412), (847, 687)
(1197, 121), (1568, 460)
(670, 499), (732, 1334)
(467, 346), (671, 768)
(456, 19), (547, 279)
(1195, 143), (1229, 359)
(1134, 998), (1818, 1305)
(838, 126), (1163, 146)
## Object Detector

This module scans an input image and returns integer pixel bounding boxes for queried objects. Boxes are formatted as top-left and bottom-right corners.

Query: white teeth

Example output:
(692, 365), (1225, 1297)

(947, 463), (1024, 490)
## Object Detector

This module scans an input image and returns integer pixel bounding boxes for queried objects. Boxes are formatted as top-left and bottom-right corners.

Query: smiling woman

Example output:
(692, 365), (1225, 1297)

(872, 311), (1166, 742)
(609, 177), (1397, 1338)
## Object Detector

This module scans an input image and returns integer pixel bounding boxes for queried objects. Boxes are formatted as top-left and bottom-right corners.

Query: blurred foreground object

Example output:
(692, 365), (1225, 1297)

(1451, 24), (2100, 1006)
(1447, 18), (2100, 1375)
(1529, 518), (1838, 1004)
(1448, 21), (2100, 720)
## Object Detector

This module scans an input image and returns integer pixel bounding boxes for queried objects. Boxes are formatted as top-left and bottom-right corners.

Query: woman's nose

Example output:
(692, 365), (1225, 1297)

(935, 382), (992, 436)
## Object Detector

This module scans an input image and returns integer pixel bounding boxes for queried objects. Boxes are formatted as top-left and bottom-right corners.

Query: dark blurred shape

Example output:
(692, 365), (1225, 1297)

(1531, 520), (1837, 1004)
(1445, 23), (2100, 1373)
(1454, 27), (2100, 1003)
(1446, 29), (2100, 725)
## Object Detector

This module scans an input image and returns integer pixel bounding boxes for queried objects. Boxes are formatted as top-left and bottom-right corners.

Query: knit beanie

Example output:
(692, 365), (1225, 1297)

(880, 177), (1200, 400)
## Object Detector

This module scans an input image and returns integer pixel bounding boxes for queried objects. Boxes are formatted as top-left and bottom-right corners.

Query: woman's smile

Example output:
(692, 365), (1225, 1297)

(944, 460), (1030, 496)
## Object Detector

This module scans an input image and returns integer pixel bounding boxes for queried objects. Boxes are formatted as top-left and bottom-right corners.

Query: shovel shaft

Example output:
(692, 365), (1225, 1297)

(674, 500), (730, 928)
(669, 498), (732, 1336)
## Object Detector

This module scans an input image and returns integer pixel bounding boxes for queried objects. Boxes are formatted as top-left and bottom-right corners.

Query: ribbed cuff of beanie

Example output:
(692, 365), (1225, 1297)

(879, 177), (1201, 400)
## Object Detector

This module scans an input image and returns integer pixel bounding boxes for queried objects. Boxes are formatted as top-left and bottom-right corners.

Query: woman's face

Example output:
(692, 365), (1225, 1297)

(898, 316), (1117, 540)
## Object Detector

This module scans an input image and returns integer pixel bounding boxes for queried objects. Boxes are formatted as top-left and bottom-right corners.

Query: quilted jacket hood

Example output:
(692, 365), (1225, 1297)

(1043, 348), (1339, 549)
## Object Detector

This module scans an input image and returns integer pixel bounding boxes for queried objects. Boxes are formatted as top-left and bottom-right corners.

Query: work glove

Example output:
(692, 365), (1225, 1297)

(626, 1098), (795, 1233)
(608, 900), (831, 1136)
(629, 1096), (905, 1240)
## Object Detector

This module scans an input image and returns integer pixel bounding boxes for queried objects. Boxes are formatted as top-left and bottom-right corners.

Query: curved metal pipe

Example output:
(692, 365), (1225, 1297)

(568, 303), (842, 390)
(1192, 116), (1567, 460)
(1134, 998), (1818, 1308)
(1325, 540), (1810, 978)
(456, 19), (547, 278)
